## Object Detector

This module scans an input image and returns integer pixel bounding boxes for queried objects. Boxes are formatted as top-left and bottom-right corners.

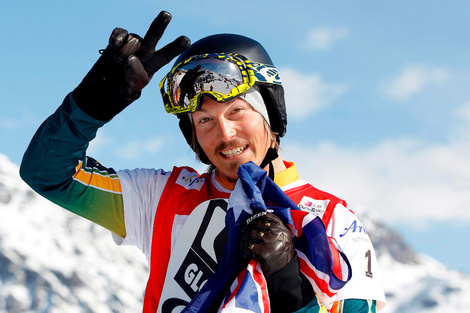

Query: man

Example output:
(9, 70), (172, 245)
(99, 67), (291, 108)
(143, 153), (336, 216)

(20, 11), (385, 313)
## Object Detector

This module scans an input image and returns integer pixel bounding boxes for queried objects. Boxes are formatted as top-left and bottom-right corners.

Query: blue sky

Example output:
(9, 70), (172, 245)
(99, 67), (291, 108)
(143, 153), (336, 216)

(1, 1), (470, 273)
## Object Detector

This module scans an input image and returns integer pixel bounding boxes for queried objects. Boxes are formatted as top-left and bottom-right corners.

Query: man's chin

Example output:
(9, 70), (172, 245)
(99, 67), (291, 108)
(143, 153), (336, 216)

(225, 175), (239, 184)
(214, 162), (243, 184)
(214, 169), (239, 186)
(220, 167), (240, 183)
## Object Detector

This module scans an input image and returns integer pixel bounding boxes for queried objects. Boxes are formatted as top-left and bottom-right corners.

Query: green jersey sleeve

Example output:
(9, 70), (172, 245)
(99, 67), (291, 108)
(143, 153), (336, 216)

(20, 92), (126, 237)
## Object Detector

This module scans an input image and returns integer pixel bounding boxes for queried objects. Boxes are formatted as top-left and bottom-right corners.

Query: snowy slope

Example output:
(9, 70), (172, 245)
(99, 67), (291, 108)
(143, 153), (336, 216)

(363, 215), (470, 313)
(1, 153), (470, 312)
(0, 154), (148, 313)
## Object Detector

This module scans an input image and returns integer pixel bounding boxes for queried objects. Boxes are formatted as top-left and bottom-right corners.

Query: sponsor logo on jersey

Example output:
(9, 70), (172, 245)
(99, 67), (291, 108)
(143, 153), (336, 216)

(173, 200), (227, 297)
(159, 199), (228, 313)
(339, 219), (368, 237)
(176, 168), (205, 191)
(297, 196), (329, 217)
(352, 236), (371, 244)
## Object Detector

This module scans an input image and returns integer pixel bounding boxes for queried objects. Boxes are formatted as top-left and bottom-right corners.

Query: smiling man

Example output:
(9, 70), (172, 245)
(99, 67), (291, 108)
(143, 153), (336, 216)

(192, 96), (284, 186)
(20, 11), (385, 313)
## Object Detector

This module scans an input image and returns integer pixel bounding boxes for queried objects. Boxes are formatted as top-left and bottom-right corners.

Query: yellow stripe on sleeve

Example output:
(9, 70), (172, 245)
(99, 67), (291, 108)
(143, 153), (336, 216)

(73, 161), (122, 193)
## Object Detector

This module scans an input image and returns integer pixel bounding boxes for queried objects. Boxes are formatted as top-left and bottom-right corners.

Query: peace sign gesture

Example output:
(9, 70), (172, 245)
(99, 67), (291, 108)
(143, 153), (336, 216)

(111, 11), (191, 94)
(74, 11), (190, 121)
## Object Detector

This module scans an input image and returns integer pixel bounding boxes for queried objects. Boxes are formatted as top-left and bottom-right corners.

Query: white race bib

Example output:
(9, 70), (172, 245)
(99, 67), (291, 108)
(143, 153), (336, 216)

(157, 199), (228, 313)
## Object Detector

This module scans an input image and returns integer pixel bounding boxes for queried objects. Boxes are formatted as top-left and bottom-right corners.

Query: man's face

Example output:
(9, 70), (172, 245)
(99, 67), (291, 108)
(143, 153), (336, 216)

(192, 96), (272, 186)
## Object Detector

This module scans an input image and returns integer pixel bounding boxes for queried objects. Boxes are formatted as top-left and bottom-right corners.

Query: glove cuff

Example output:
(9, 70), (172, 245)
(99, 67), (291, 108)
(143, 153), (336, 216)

(73, 84), (140, 121)
(265, 255), (315, 313)
(73, 48), (141, 121)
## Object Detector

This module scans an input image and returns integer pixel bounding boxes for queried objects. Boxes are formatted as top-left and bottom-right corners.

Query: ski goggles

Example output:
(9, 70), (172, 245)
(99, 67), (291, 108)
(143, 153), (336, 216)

(160, 53), (282, 114)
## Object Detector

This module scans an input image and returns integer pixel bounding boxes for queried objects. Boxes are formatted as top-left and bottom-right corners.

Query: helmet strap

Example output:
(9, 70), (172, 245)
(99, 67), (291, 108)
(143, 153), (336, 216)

(260, 147), (279, 180)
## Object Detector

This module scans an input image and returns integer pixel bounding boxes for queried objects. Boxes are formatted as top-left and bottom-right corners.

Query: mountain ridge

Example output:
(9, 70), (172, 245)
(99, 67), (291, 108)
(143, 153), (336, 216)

(1, 154), (469, 312)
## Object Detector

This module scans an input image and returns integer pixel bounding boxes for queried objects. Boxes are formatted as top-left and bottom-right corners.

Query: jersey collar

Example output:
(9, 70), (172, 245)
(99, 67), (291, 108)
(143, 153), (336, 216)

(212, 161), (298, 191)
(274, 161), (298, 188)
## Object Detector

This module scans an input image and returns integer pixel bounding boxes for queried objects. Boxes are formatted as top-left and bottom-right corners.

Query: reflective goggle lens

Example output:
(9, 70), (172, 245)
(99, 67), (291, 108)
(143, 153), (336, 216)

(160, 53), (281, 114)
(169, 57), (244, 112)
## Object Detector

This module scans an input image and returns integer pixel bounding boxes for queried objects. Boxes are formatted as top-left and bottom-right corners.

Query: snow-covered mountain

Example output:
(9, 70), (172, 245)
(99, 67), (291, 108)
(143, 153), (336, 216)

(1, 153), (469, 312)
(0, 154), (148, 312)
(363, 215), (470, 313)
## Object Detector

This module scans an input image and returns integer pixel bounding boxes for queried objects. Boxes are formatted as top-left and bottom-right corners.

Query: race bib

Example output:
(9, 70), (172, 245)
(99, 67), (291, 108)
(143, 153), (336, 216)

(158, 199), (228, 313)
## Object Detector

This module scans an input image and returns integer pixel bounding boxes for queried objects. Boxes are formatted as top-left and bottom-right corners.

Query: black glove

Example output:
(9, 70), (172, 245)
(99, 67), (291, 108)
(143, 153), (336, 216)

(240, 212), (296, 277)
(73, 11), (190, 121)
(241, 213), (314, 312)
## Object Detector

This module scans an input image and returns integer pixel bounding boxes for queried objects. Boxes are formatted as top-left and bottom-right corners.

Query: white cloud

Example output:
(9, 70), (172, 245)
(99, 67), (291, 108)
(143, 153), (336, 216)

(306, 26), (349, 51)
(378, 64), (450, 100)
(87, 132), (113, 156)
(0, 117), (19, 130)
(280, 67), (350, 120)
(88, 132), (164, 161)
(0, 110), (35, 130)
(455, 101), (470, 126)
(282, 102), (470, 226)
(116, 138), (164, 160)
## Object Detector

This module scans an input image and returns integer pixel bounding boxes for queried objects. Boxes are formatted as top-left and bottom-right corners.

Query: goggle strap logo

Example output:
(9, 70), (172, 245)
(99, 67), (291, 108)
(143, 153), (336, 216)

(252, 63), (282, 84)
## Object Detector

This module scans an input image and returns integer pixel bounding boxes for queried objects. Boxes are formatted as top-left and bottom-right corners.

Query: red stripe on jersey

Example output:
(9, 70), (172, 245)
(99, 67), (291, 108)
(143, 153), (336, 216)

(143, 167), (230, 313)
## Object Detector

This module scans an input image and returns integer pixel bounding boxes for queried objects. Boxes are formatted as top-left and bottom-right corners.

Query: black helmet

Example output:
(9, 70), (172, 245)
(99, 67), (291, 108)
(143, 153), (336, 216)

(168, 33), (287, 165)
